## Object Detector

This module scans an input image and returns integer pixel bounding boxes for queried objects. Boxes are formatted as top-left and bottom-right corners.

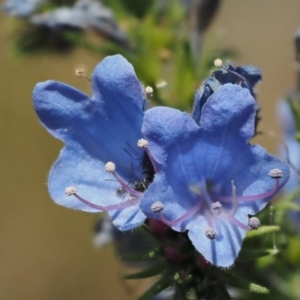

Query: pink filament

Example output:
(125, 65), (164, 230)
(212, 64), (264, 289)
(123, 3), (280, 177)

(145, 148), (159, 173)
(227, 216), (251, 231)
(73, 193), (139, 211)
(112, 171), (143, 198)
(158, 202), (203, 226)
(214, 178), (280, 203)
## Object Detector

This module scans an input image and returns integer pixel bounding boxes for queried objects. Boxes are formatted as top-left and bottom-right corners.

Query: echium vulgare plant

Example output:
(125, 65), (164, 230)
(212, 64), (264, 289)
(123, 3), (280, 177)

(33, 55), (290, 299)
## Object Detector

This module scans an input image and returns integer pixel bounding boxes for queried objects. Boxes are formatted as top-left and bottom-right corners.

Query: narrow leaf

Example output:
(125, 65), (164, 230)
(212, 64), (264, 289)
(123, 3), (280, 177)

(245, 226), (280, 239)
(224, 273), (269, 294)
(238, 248), (280, 260)
(137, 277), (171, 300)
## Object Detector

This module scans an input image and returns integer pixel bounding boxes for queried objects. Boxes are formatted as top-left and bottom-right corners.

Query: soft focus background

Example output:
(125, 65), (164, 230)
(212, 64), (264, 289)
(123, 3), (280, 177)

(1, 1), (300, 299)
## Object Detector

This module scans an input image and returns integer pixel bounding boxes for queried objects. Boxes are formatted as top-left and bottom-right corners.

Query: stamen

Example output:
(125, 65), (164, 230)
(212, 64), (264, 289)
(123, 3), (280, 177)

(230, 180), (238, 216)
(105, 162), (115, 173)
(269, 168), (283, 178)
(151, 201), (164, 213)
(137, 139), (148, 148)
(214, 58), (223, 68)
(67, 188), (139, 211)
(75, 69), (91, 81)
(214, 170), (282, 203)
(211, 201), (222, 216)
(156, 202), (203, 227)
(248, 216), (260, 230)
(104, 162), (143, 198)
(227, 217), (250, 231)
(145, 86), (153, 95)
(205, 227), (216, 240)
(65, 186), (77, 195)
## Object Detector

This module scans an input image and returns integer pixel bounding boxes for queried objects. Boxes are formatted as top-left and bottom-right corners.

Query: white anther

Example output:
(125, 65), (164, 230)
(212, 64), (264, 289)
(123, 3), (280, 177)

(211, 201), (222, 210)
(205, 227), (216, 240)
(65, 186), (77, 195)
(211, 201), (222, 216)
(137, 139), (148, 148)
(151, 201), (164, 213)
(214, 58), (223, 68)
(248, 217), (260, 230)
(105, 162), (116, 173)
(269, 168), (283, 178)
(145, 86), (153, 95)
(75, 69), (85, 77)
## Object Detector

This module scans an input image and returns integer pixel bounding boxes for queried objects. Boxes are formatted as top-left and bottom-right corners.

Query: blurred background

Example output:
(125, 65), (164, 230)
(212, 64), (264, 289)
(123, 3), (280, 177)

(1, 1), (300, 299)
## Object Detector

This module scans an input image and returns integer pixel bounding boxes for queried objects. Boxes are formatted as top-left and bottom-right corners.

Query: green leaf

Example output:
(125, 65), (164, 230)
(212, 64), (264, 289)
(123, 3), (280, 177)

(122, 262), (167, 280)
(137, 276), (171, 300)
(238, 248), (280, 260)
(224, 273), (269, 294)
(245, 226), (280, 239)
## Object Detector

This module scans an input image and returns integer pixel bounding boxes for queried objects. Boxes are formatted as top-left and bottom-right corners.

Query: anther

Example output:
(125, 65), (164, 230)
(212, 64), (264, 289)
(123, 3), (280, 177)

(248, 216), (260, 230)
(214, 58), (223, 68)
(137, 139), (148, 148)
(75, 69), (85, 77)
(145, 86), (153, 95)
(75, 69), (91, 81)
(105, 162), (116, 173)
(205, 227), (217, 240)
(65, 186), (77, 195)
(269, 168), (283, 179)
(211, 201), (222, 215)
(151, 201), (164, 213)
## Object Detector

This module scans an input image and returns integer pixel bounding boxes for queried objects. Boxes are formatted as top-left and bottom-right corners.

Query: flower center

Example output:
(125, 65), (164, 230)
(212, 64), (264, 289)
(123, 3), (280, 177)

(64, 139), (156, 212)
(152, 169), (283, 239)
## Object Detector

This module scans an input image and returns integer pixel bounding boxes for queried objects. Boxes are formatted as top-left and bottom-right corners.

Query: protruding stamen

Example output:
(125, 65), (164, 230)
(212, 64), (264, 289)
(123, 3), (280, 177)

(145, 86), (153, 95)
(214, 58), (223, 68)
(205, 227), (216, 240)
(75, 69), (91, 81)
(269, 168), (283, 178)
(214, 175), (281, 204)
(71, 191), (139, 211)
(137, 139), (148, 148)
(65, 186), (77, 195)
(157, 202), (203, 227)
(230, 180), (238, 216)
(75, 69), (85, 77)
(151, 201), (164, 213)
(248, 216), (260, 230)
(228, 217), (251, 231)
(105, 162), (116, 173)
(211, 201), (222, 215)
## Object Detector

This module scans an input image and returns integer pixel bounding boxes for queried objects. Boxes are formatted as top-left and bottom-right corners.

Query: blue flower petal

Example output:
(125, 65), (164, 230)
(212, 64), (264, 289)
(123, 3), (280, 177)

(3, 0), (43, 17)
(33, 55), (147, 230)
(142, 106), (199, 165)
(187, 215), (246, 267)
(141, 84), (289, 266)
(200, 84), (255, 141)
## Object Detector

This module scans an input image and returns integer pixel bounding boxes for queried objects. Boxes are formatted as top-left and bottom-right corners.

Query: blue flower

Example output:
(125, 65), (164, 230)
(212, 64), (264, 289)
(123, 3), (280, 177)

(33, 55), (150, 231)
(3, 0), (44, 17)
(192, 63), (262, 125)
(30, 0), (129, 47)
(140, 84), (289, 267)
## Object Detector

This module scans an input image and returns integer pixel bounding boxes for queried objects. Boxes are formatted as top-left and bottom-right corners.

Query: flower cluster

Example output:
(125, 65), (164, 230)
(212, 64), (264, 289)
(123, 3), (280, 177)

(3, 0), (129, 50)
(33, 55), (289, 267)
